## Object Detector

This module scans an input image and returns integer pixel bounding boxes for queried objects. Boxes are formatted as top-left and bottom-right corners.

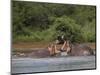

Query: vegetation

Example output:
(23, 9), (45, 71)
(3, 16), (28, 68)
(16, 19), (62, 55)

(12, 1), (96, 43)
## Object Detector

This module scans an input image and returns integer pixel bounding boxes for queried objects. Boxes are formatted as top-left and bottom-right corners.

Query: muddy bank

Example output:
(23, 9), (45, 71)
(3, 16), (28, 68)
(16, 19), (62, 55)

(13, 42), (95, 49)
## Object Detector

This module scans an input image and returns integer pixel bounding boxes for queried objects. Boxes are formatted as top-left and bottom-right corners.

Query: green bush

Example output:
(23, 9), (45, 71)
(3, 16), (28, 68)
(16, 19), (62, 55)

(81, 19), (96, 42)
(51, 16), (82, 42)
(13, 16), (95, 43)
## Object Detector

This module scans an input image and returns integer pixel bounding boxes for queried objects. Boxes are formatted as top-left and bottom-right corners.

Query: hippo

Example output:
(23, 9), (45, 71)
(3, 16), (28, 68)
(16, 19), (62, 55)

(37, 43), (95, 57)
(55, 35), (95, 56)
(68, 44), (94, 56)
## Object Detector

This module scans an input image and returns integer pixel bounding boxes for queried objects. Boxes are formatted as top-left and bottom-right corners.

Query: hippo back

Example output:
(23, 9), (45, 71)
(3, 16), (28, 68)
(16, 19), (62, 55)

(69, 44), (94, 56)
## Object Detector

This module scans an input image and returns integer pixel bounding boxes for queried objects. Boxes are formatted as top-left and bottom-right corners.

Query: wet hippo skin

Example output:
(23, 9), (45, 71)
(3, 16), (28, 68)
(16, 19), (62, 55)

(69, 44), (94, 56)
(29, 44), (94, 58)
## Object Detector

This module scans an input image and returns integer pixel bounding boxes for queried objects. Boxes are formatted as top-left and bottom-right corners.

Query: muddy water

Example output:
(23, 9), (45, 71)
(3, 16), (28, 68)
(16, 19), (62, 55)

(12, 56), (96, 74)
